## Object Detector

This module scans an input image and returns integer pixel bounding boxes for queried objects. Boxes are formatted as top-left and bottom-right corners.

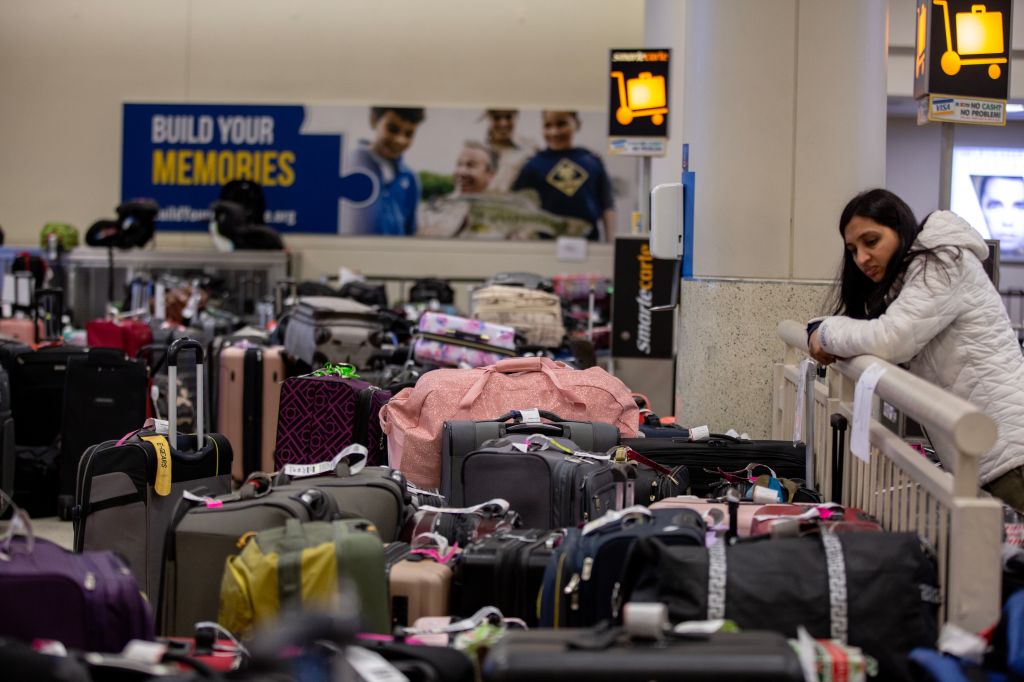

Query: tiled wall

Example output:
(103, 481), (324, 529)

(675, 278), (833, 438)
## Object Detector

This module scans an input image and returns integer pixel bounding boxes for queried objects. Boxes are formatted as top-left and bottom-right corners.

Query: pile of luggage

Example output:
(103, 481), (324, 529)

(0, 268), (1004, 682)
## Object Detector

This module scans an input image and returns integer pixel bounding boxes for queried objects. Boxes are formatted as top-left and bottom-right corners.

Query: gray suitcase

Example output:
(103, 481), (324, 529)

(283, 296), (383, 369)
(442, 411), (620, 506)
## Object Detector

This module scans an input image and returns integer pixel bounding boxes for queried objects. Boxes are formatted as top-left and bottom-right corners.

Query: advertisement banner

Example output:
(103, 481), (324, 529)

(607, 49), (670, 157)
(611, 236), (675, 359)
(122, 103), (637, 239)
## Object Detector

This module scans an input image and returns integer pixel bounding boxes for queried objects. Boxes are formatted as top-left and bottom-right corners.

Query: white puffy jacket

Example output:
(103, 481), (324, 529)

(817, 210), (1024, 484)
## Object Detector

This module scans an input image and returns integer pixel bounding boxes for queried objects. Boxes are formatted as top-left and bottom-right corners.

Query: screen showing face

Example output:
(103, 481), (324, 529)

(951, 147), (1024, 261)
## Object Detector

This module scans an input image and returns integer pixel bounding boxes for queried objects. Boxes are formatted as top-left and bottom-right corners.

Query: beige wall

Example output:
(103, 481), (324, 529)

(0, 0), (644, 282)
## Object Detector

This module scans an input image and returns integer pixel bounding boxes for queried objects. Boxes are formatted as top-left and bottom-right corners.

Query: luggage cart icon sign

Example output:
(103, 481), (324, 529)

(611, 71), (667, 126)
(933, 0), (1007, 79)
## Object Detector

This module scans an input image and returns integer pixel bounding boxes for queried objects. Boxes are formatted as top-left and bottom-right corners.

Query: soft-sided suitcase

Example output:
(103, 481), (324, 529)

(539, 507), (706, 628)
(274, 372), (391, 470)
(3, 343), (87, 447)
(73, 337), (233, 602)
(621, 532), (940, 681)
(0, 496), (154, 652)
(276, 455), (412, 542)
(86, 318), (154, 359)
(58, 348), (148, 520)
(442, 410), (621, 506)
(217, 343), (285, 481)
(482, 628), (805, 681)
(382, 357), (639, 490)
(283, 296), (384, 369)
(472, 285), (565, 348)
(452, 528), (562, 626)
(461, 436), (621, 529)
(386, 542), (454, 628)
(412, 311), (517, 369)
(161, 474), (341, 636)
(0, 365), (14, 504)
(622, 434), (805, 496)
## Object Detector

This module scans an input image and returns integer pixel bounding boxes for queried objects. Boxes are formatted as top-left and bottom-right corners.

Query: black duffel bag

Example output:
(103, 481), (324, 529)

(618, 531), (940, 681)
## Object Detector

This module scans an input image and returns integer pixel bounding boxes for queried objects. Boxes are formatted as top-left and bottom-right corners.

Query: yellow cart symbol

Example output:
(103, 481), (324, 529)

(611, 71), (668, 126)
(916, 3), (928, 77)
(933, 0), (1007, 79)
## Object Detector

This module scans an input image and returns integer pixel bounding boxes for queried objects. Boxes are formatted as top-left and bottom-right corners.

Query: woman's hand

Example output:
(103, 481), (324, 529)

(808, 329), (837, 365)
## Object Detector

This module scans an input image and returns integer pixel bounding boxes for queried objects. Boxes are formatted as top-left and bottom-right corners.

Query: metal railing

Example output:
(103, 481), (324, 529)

(772, 319), (1004, 633)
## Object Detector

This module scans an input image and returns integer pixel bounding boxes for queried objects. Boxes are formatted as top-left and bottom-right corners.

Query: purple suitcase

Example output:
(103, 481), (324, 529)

(0, 530), (154, 652)
(274, 374), (391, 469)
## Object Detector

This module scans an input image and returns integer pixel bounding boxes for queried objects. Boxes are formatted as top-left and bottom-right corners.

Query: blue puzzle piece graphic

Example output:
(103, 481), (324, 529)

(338, 169), (376, 205)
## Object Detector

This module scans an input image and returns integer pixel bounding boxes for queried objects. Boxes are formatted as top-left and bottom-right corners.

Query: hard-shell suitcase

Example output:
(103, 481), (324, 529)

(452, 528), (563, 626)
(461, 435), (620, 529)
(386, 542), (453, 628)
(217, 343), (285, 481)
(412, 311), (517, 369)
(161, 475), (341, 636)
(482, 628), (805, 681)
(622, 434), (805, 496)
(274, 373), (391, 470)
(73, 338), (233, 602)
(0, 318), (43, 345)
(442, 411), (621, 506)
(283, 296), (384, 369)
(538, 507), (706, 628)
(58, 348), (148, 519)
(0, 497), (154, 653)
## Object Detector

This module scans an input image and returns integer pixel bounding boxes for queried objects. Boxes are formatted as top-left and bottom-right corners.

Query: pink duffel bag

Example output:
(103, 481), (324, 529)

(379, 356), (640, 489)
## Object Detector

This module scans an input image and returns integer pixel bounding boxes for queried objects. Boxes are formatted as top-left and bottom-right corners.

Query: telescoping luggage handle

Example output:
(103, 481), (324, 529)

(166, 337), (205, 449)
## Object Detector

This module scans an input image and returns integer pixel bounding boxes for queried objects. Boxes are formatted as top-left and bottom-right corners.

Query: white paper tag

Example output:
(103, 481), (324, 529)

(794, 627), (820, 682)
(346, 646), (410, 682)
(520, 408), (542, 424)
(1, 274), (14, 304)
(284, 444), (368, 478)
(511, 442), (530, 453)
(122, 640), (169, 664)
(581, 505), (652, 535)
(418, 498), (510, 516)
(689, 425), (710, 441)
(751, 485), (782, 504)
(850, 363), (886, 462)
(556, 236), (588, 262)
(793, 359), (813, 444)
(144, 418), (169, 435)
(671, 619), (728, 635)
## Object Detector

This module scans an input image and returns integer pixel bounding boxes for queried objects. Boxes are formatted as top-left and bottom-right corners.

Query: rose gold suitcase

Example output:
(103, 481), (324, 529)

(649, 496), (767, 538)
(387, 545), (453, 627)
(216, 344), (285, 482)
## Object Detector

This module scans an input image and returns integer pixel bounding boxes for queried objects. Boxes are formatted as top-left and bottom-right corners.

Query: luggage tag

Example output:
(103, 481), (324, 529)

(417, 498), (510, 518)
(581, 505), (652, 536)
(346, 646), (410, 682)
(282, 444), (368, 479)
(141, 434), (173, 496)
(183, 489), (223, 509)
(851, 362), (886, 462)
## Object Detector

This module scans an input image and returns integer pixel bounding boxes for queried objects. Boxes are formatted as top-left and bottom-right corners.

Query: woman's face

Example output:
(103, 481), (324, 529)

(843, 215), (901, 283)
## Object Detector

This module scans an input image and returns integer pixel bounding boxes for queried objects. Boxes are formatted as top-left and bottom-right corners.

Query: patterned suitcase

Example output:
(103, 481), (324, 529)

(274, 373), (390, 469)
(412, 311), (516, 369)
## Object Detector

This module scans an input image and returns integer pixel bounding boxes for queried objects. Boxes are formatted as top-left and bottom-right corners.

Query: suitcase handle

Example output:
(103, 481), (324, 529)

(505, 423), (563, 436)
(494, 409), (568, 424)
(167, 337), (205, 448)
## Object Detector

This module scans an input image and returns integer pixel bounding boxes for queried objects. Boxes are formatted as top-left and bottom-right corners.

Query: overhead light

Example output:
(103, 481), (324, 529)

(1007, 104), (1024, 113)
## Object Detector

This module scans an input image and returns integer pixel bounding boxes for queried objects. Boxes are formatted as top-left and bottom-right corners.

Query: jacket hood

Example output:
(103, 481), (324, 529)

(915, 210), (989, 260)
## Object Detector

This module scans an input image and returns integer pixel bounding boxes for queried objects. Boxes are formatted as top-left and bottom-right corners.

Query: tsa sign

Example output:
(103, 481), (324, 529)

(608, 49), (670, 157)
(913, 0), (1012, 102)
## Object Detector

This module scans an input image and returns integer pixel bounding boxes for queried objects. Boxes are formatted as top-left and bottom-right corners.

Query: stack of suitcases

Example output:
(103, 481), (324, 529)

(0, 272), (948, 682)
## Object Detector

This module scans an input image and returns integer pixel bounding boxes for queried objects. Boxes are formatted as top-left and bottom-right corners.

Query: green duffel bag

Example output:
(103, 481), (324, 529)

(219, 517), (389, 637)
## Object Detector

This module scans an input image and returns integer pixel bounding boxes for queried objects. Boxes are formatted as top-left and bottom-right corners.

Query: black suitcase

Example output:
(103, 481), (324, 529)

(452, 528), (562, 627)
(1, 343), (86, 447)
(482, 628), (805, 681)
(57, 348), (148, 519)
(443, 411), (620, 506)
(0, 364), (14, 505)
(622, 434), (805, 496)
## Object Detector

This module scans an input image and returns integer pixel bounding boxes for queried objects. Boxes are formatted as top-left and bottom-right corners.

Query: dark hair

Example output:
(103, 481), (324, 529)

(370, 107), (425, 125)
(542, 110), (580, 125)
(830, 189), (921, 319)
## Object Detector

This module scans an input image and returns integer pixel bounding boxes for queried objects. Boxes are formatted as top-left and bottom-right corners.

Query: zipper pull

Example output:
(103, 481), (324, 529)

(563, 573), (580, 595)
(581, 557), (594, 581)
(84, 572), (96, 591)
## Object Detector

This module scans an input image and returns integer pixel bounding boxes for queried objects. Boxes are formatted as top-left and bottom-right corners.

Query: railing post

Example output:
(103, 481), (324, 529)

(772, 362), (785, 440)
(945, 498), (1003, 632)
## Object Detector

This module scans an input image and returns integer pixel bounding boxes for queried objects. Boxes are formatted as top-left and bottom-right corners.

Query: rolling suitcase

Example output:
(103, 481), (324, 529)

(0, 365), (13, 505)
(483, 628), (805, 681)
(0, 494), (154, 652)
(622, 433), (805, 496)
(386, 542), (454, 628)
(73, 337), (233, 601)
(161, 474), (341, 636)
(86, 318), (153, 359)
(451, 528), (563, 626)
(217, 342), (285, 481)
(283, 296), (384, 369)
(412, 311), (517, 369)
(442, 410), (621, 506)
(58, 348), (148, 520)
(274, 372), (391, 470)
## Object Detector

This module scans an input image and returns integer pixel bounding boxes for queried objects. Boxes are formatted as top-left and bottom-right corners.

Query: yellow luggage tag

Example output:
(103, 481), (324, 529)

(142, 435), (173, 496)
